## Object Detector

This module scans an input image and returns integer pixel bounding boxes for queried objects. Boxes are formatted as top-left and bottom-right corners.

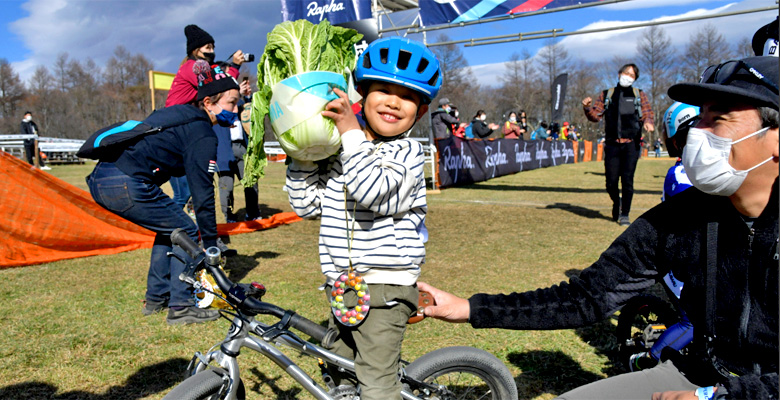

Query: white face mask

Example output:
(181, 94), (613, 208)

(509, 116), (517, 123)
(682, 127), (774, 196)
(23, 116), (31, 122)
(619, 74), (635, 88)
(480, 115), (486, 121)
(454, 111), (459, 117)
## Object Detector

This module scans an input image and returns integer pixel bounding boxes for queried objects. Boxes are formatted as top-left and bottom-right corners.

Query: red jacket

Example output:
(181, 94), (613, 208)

(165, 59), (239, 107)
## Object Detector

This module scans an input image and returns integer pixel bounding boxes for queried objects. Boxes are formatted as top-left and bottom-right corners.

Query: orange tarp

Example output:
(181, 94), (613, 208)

(0, 151), (301, 268)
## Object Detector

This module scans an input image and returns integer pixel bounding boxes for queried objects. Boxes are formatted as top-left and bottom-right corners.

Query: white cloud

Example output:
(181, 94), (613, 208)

(466, 0), (776, 86)
(10, 0), (282, 83)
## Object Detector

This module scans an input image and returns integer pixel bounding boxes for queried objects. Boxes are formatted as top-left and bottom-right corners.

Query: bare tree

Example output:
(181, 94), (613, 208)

(735, 36), (754, 58)
(681, 24), (733, 82)
(0, 59), (26, 134)
(564, 59), (600, 141)
(429, 34), (479, 128)
(636, 25), (676, 142)
(25, 66), (55, 134)
(538, 39), (570, 121)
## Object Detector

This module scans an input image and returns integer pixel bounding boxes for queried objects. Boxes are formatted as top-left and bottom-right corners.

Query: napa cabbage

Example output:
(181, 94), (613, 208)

(242, 20), (362, 187)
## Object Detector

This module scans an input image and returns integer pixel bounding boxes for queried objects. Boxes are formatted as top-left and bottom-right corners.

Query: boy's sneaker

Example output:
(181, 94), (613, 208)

(166, 306), (220, 325)
(40, 166), (52, 170)
(142, 299), (168, 316)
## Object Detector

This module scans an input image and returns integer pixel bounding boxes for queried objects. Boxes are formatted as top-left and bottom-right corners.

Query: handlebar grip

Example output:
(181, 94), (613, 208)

(171, 228), (201, 259)
(288, 314), (336, 345)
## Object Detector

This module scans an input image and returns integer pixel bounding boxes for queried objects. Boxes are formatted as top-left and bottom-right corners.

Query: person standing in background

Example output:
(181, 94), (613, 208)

(582, 63), (654, 226)
(19, 111), (50, 170)
(502, 111), (523, 139)
(431, 97), (459, 140)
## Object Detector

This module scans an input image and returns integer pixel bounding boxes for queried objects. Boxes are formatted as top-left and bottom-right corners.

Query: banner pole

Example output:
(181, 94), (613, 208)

(148, 70), (156, 110)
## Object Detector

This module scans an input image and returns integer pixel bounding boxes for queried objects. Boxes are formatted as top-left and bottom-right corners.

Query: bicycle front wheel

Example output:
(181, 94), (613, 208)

(162, 368), (245, 400)
(405, 346), (517, 400)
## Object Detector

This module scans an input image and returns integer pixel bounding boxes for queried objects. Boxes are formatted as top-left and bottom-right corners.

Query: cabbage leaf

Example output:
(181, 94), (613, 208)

(242, 20), (362, 187)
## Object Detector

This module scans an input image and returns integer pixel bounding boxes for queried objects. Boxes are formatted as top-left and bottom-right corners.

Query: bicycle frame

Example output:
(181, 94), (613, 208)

(188, 310), (427, 400)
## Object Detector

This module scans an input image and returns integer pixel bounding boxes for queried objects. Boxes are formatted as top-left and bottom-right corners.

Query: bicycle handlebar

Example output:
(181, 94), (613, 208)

(170, 229), (332, 344)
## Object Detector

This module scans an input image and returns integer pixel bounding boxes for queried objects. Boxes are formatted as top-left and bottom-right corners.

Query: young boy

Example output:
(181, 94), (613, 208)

(285, 37), (442, 400)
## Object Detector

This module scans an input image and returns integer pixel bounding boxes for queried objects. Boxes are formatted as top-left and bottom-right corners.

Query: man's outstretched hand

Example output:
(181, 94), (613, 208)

(417, 281), (470, 323)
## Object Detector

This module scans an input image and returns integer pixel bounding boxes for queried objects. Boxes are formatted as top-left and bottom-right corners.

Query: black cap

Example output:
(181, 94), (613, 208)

(752, 17), (778, 57)
(194, 60), (239, 101)
(185, 24), (214, 55)
(668, 56), (779, 110)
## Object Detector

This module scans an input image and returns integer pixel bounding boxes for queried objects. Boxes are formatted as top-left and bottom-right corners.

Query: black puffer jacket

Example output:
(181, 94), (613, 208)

(469, 180), (779, 399)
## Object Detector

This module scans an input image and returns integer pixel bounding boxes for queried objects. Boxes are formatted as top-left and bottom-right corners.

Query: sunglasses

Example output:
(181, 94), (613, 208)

(699, 60), (779, 94)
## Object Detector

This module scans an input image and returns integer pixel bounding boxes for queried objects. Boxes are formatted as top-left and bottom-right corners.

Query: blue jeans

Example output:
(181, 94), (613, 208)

(87, 162), (199, 307)
(169, 175), (191, 210)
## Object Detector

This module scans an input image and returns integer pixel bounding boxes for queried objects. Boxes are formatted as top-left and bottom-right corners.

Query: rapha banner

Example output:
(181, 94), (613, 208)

(281, 0), (372, 25)
(436, 137), (575, 188)
(420, 0), (602, 26)
(551, 73), (568, 123)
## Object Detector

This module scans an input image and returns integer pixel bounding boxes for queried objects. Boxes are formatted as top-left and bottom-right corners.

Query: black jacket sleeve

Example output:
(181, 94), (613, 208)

(472, 121), (493, 138)
(468, 214), (663, 330)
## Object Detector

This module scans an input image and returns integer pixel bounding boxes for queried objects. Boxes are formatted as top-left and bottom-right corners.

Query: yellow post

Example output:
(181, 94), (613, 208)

(148, 70), (176, 110)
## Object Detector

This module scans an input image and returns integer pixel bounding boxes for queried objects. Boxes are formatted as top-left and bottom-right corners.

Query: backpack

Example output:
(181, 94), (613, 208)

(604, 87), (642, 119)
(77, 116), (202, 160)
(464, 123), (474, 139)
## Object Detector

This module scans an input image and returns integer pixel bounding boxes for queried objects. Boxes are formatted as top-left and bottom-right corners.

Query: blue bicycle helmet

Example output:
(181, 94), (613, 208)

(663, 101), (699, 158)
(354, 37), (442, 104)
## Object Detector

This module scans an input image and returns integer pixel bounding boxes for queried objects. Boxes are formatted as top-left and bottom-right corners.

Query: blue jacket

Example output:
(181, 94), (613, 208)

(214, 123), (246, 172)
(112, 104), (218, 247)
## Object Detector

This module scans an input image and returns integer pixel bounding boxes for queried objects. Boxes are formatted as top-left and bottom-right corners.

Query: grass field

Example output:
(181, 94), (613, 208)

(0, 156), (676, 399)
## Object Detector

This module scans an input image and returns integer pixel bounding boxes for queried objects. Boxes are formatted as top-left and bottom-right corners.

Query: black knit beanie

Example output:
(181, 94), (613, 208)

(185, 24), (215, 55)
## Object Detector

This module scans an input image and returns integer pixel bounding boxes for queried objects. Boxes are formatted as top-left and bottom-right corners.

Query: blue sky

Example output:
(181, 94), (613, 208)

(0, 0), (776, 86)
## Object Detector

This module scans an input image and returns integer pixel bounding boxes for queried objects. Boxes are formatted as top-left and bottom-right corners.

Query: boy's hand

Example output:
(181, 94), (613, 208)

(322, 88), (361, 135)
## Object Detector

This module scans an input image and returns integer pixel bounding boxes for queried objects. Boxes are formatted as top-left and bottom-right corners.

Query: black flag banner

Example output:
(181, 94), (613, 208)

(436, 137), (575, 188)
(551, 73), (568, 123)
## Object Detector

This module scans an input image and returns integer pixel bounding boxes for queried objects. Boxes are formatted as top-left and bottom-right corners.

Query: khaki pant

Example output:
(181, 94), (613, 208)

(325, 283), (418, 400)
(556, 360), (699, 399)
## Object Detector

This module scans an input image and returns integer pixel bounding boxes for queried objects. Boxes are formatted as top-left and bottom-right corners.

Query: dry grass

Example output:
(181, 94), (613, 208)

(0, 157), (675, 399)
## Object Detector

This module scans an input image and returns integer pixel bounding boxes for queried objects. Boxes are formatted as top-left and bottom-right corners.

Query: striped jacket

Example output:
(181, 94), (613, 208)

(286, 129), (427, 286)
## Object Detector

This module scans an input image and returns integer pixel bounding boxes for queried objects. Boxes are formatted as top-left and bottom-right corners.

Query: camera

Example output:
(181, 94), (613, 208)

(243, 53), (255, 62)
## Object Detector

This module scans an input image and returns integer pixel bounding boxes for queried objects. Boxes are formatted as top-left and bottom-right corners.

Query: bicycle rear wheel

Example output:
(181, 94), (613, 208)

(405, 346), (517, 400)
(162, 368), (246, 400)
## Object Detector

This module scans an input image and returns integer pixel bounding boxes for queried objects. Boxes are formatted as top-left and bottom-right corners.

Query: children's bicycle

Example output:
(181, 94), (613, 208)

(162, 229), (518, 400)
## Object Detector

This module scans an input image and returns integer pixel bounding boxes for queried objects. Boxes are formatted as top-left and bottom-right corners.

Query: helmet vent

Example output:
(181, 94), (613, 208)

(397, 50), (412, 70)
(417, 58), (429, 73)
(363, 53), (372, 69)
(428, 70), (439, 86)
(380, 48), (389, 64)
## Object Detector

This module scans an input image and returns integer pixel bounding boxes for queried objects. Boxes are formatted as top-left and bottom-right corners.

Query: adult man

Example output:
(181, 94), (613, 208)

(583, 64), (654, 226)
(19, 111), (50, 170)
(420, 55), (779, 400)
(431, 97), (459, 139)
